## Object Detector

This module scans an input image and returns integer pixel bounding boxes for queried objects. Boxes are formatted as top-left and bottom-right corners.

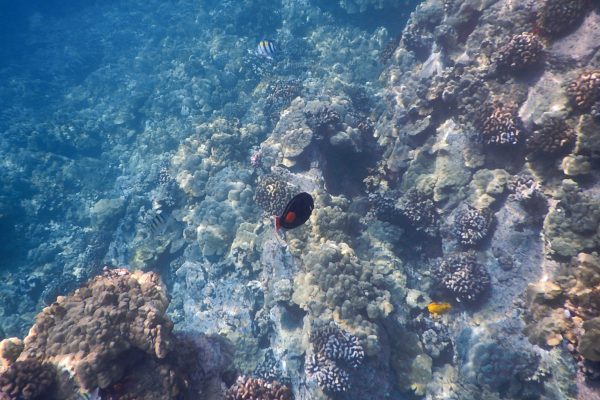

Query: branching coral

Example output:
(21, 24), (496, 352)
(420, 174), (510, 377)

(567, 70), (600, 112)
(495, 32), (544, 73)
(537, 0), (587, 38)
(452, 206), (495, 247)
(397, 189), (440, 237)
(20, 268), (172, 391)
(478, 103), (523, 146)
(0, 359), (55, 400)
(225, 375), (292, 400)
(310, 325), (364, 368)
(305, 324), (363, 393)
(526, 117), (575, 157)
(434, 252), (491, 303)
(305, 353), (350, 393)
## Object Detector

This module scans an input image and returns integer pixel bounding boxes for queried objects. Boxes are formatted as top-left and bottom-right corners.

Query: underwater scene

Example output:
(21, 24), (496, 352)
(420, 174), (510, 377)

(2, 0), (600, 399)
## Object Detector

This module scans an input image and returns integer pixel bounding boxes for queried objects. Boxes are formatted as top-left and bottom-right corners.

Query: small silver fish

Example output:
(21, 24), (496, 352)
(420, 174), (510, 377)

(256, 40), (277, 59)
(149, 211), (168, 233)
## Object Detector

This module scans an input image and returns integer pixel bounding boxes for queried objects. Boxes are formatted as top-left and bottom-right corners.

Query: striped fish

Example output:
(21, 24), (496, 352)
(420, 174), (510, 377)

(256, 40), (277, 59)
(149, 210), (170, 235)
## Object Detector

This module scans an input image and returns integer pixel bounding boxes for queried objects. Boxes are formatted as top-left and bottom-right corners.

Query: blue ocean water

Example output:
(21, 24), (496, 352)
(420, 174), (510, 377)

(0, 0), (416, 326)
(1, 0), (599, 399)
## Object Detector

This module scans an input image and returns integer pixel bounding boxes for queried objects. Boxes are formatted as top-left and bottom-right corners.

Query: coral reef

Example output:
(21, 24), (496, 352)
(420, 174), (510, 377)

(305, 324), (363, 393)
(433, 252), (491, 303)
(19, 268), (172, 390)
(254, 174), (298, 216)
(537, 0), (588, 38)
(543, 180), (600, 257)
(495, 32), (544, 73)
(225, 375), (292, 400)
(527, 117), (575, 157)
(478, 103), (524, 146)
(567, 70), (600, 112)
(396, 189), (440, 237)
(0, 359), (55, 400)
(452, 206), (495, 248)
(309, 325), (364, 368)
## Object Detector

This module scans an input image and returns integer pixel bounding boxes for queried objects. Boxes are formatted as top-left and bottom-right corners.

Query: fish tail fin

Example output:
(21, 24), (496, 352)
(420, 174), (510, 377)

(275, 216), (281, 231)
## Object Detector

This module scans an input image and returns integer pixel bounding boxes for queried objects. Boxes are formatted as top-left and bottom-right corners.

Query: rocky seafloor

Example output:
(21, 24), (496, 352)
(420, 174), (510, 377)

(1, 0), (600, 399)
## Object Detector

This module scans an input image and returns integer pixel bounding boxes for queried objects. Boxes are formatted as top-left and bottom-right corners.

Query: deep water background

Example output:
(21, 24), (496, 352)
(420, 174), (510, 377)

(0, 0), (419, 336)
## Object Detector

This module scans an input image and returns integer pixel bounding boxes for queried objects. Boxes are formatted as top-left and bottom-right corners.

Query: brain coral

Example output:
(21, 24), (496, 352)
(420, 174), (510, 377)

(495, 32), (544, 73)
(225, 375), (292, 400)
(434, 252), (491, 303)
(537, 0), (587, 38)
(19, 268), (172, 391)
(0, 359), (54, 400)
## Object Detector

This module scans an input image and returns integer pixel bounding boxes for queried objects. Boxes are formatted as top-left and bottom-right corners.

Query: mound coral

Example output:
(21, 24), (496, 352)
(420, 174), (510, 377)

(305, 324), (363, 393)
(434, 252), (491, 303)
(253, 174), (298, 216)
(452, 206), (495, 247)
(0, 359), (54, 400)
(19, 268), (172, 391)
(537, 0), (587, 38)
(567, 70), (600, 112)
(495, 32), (544, 73)
(543, 180), (600, 257)
(225, 375), (292, 400)
(526, 118), (575, 157)
(478, 103), (523, 146)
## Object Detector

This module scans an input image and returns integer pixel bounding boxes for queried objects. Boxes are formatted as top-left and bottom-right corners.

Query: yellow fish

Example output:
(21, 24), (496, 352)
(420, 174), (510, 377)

(427, 302), (452, 316)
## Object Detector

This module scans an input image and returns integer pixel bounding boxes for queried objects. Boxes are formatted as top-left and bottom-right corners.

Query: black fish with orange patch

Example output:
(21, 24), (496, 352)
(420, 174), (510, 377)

(275, 192), (314, 230)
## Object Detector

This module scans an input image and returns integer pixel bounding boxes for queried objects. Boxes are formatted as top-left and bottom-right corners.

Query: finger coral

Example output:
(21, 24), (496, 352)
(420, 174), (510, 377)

(225, 375), (292, 400)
